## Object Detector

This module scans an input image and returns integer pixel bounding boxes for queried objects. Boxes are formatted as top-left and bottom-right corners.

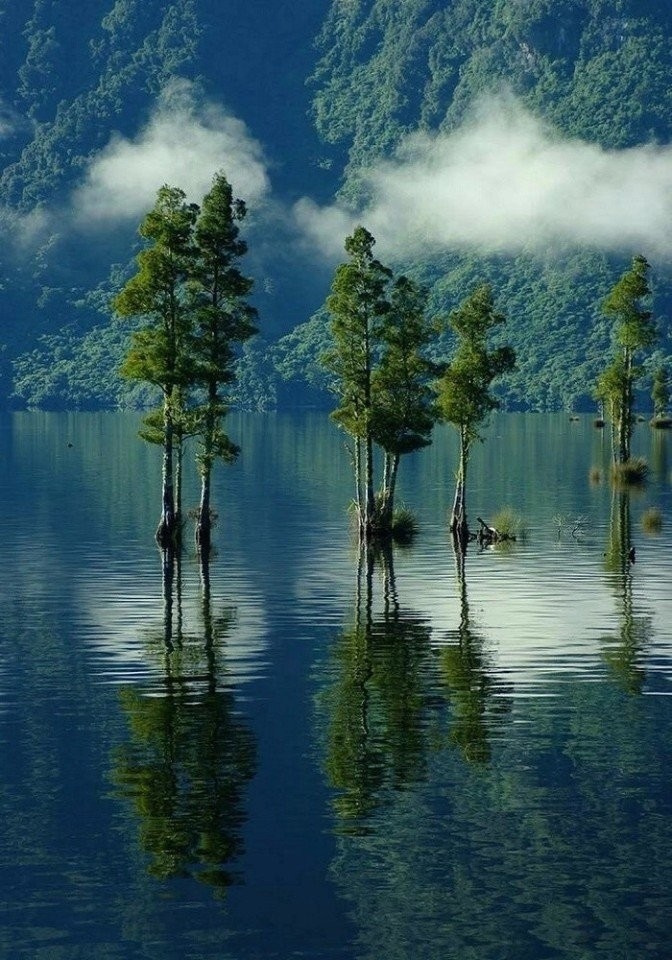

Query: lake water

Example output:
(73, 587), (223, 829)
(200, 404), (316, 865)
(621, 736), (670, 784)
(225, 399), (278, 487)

(0, 410), (671, 959)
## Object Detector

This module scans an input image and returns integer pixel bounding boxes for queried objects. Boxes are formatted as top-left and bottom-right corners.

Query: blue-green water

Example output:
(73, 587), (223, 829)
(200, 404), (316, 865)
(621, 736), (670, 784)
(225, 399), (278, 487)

(0, 411), (671, 959)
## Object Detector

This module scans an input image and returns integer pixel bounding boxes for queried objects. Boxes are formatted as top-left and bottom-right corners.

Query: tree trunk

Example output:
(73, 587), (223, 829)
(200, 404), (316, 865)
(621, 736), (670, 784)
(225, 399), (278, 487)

(354, 438), (363, 525)
(617, 347), (633, 464)
(175, 429), (183, 533)
(376, 451), (392, 532)
(450, 428), (469, 552)
(387, 453), (400, 523)
(196, 466), (212, 556)
(608, 398), (618, 464)
(364, 431), (375, 540)
(156, 399), (177, 548)
(378, 451), (400, 533)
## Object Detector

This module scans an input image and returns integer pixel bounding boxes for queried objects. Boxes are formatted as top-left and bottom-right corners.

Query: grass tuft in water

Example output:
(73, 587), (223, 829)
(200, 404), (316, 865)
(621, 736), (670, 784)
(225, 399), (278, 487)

(490, 506), (526, 540)
(612, 457), (649, 486)
(391, 506), (418, 544)
(642, 507), (662, 534)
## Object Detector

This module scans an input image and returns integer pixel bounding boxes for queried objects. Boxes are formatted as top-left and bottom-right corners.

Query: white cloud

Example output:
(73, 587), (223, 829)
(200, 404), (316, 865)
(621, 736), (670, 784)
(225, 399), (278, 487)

(295, 93), (672, 262)
(73, 79), (270, 226)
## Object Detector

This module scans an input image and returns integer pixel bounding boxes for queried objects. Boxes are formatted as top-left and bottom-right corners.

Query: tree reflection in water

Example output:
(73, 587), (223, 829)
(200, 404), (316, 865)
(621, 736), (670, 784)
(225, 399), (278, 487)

(321, 535), (672, 959)
(601, 490), (653, 694)
(321, 536), (518, 835)
(440, 543), (512, 763)
(321, 542), (435, 834)
(111, 549), (257, 892)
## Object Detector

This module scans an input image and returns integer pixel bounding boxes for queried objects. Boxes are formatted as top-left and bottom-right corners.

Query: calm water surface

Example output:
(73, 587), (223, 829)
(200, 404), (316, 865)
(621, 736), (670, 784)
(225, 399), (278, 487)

(0, 411), (671, 959)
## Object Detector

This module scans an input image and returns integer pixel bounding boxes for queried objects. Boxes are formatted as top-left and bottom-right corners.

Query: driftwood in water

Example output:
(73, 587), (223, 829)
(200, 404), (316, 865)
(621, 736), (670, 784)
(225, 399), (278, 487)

(475, 516), (516, 545)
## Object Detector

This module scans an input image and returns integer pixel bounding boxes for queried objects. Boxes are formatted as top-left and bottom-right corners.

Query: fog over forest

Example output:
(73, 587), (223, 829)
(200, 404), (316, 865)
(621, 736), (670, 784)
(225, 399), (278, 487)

(2, 0), (672, 412)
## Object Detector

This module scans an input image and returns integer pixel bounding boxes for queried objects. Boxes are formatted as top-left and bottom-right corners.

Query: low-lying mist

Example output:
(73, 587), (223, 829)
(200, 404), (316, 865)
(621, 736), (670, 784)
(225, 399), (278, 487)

(294, 93), (672, 263)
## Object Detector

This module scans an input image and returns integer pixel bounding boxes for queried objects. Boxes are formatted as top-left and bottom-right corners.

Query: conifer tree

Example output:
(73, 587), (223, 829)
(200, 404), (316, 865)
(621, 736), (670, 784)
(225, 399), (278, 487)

(372, 275), (437, 529)
(435, 284), (515, 549)
(651, 365), (670, 422)
(322, 226), (391, 539)
(596, 254), (656, 466)
(189, 172), (257, 555)
(115, 184), (198, 548)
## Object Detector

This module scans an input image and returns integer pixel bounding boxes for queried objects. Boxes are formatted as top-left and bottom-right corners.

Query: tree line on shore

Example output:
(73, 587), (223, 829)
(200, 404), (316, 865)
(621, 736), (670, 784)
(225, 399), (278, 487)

(116, 175), (666, 558)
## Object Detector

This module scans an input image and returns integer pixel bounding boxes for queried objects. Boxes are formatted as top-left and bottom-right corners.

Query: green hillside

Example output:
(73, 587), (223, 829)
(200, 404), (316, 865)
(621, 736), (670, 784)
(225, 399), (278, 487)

(292, 0), (672, 412)
(2, 0), (672, 411)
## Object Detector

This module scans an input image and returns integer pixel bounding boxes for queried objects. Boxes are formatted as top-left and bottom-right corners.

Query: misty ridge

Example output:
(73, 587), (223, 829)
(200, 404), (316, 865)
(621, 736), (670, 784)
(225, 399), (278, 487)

(5, 0), (672, 414)
(295, 92), (672, 265)
(18, 83), (672, 272)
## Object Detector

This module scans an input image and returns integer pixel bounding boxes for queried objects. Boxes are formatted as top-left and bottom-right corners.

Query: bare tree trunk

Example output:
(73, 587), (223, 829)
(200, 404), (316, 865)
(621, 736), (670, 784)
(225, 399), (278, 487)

(196, 466), (212, 556)
(387, 453), (400, 524)
(377, 451), (400, 533)
(382, 450), (391, 495)
(450, 427), (469, 552)
(623, 347), (633, 462)
(175, 428), (183, 533)
(354, 438), (363, 527)
(608, 398), (618, 464)
(196, 387), (217, 556)
(156, 397), (177, 548)
(616, 346), (633, 464)
(364, 431), (375, 540)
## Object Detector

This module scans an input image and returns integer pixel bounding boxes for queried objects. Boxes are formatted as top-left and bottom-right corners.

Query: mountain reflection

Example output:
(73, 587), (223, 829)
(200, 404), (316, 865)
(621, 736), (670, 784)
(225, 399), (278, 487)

(111, 550), (257, 891)
(321, 543), (435, 834)
(601, 490), (653, 694)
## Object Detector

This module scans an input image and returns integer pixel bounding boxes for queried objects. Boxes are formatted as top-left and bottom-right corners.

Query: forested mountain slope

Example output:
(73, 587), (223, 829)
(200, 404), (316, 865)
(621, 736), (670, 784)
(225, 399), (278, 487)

(292, 0), (672, 411)
(0, 0), (330, 407)
(2, 0), (672, 410)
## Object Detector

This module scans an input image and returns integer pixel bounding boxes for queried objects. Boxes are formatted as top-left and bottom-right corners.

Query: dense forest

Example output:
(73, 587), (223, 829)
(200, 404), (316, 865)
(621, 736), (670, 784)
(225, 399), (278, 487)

(1, 0), (672, 412)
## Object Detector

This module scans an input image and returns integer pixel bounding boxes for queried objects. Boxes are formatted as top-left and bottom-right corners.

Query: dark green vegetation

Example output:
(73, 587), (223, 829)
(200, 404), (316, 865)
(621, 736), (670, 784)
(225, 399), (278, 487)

(293, 0), (672, 414)
(650, 364), (671, 427)
(113, 555), (256, 889)
(596, 255), (656, 479)
(0, 0), (329, 410)
(116, 173), (255, 550)
(323, 227), (516, 547)
(322, 227), (435, 541)
(434, 284), (515, 544)
(1, 0), (672, 411)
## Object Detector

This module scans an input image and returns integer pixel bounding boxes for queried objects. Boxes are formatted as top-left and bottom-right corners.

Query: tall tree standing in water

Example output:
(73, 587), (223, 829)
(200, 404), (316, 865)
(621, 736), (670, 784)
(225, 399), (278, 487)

(435, 284), (515, 550)
(371, 275), (437, 531)
(322, 226), (391, 541)
(189, 172), (257, 556)
(116, 185), (199, 548)
(596, 254), (656, 470)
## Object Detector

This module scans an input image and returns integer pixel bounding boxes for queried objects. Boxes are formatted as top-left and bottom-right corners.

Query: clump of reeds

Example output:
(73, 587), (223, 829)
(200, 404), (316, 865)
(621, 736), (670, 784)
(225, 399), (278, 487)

(490, 506), (527, 541)
(642, 507), (662, 534)
(391, 506), (418, 545)
(612, 457), (649, 486)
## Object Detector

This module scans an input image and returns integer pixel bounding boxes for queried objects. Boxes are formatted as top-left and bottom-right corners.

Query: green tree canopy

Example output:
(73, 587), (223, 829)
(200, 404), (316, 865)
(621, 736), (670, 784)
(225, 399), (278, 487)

(435, 283), (515, 544)
(597, 254), (655, 466)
